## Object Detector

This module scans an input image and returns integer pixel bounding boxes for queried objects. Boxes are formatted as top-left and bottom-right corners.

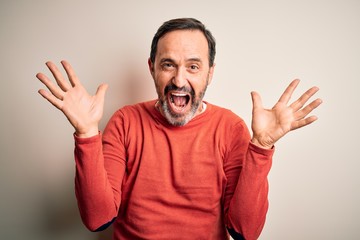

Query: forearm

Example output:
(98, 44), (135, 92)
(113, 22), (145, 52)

(227, 143), (273, 240)
(74, 133), (120, 231)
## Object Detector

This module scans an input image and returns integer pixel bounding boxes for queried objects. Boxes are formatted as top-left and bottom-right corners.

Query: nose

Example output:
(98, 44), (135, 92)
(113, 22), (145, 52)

(172, 67), (188, 88)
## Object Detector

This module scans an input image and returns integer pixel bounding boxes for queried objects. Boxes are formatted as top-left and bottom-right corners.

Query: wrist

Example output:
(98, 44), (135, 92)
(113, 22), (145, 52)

(75, 128), (99, 138)
(251, 137), (274, 149)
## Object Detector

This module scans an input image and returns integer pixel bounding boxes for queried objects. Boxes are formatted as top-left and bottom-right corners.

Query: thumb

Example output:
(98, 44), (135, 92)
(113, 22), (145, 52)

(251, 91), (263, 111)
(95, 83), (108, 100)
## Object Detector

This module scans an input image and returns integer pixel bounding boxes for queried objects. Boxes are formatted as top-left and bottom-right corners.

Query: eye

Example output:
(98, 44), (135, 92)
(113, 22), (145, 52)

(161, 62), (175, 70)
(189, 64), (200, 72)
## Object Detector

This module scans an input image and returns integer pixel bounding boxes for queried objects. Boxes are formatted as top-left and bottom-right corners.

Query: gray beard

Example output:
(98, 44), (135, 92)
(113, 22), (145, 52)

(159, 83), (207, 126)
(156, 78), (209, 126)
(160, 97), (201, 126)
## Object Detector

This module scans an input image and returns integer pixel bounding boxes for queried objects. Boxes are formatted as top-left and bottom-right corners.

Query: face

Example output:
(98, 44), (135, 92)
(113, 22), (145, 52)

(148, 30), (215, 126)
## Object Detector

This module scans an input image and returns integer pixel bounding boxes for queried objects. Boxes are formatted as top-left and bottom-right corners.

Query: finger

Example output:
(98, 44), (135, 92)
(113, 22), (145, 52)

(46, 61), (71, 91)
(290, 86), (319, 112)
(95, 83), (108, 100)
(61, 60), (80, 87)
(36, 72), (64, 100)
(294, 98), (323, 121)
(251, 91), (263, 111)
(291, 115), (318, 131)
(38, 89), (64, 110)
(278, 79), (300, 104)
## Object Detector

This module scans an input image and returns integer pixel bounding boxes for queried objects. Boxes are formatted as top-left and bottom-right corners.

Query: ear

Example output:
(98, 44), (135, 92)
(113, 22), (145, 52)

(148, 58), (155, 78)
(207, 63), (216, 85)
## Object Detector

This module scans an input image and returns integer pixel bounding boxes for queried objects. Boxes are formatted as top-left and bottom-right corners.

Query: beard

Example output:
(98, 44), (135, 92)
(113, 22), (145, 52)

(158, 83), (207, 126)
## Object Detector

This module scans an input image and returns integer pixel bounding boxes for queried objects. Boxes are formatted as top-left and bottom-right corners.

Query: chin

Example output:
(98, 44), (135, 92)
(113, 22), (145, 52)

(161, 99), (197, 126)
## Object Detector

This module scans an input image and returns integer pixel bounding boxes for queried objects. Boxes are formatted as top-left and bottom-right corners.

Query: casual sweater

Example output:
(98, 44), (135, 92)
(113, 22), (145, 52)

(74, 100), (274, 240)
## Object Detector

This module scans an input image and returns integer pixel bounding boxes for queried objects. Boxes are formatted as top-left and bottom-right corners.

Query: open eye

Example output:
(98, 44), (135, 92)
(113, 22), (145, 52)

(161, 62), (175, 70)
(189, 64), (200, 72)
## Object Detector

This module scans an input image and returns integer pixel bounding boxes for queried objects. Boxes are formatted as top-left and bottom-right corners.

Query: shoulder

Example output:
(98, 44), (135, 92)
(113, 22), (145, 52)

(205, 102), (245, 125)
(104, 100), (157, 136)
(202, 102), (251, 147)
(105, 100), (156, 127)
(196, 101), (250, 138)
(113, 100), (157, 118)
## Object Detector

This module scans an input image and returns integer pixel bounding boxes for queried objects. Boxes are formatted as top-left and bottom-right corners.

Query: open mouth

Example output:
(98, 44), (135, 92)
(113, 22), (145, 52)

(168, 92), (191, 114)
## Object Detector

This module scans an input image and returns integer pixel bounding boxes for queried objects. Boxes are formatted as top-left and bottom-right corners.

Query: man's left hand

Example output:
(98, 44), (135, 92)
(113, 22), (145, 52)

(250, 79), (322, 149)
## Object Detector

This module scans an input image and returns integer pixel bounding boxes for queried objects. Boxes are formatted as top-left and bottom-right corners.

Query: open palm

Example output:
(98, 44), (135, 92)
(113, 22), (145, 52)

(37, 61), (108, 138)
(251, 79), (322, 149)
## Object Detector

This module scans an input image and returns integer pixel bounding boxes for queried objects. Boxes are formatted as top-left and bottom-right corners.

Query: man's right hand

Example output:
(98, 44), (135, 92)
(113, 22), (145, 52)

(36, 60), (108, 138)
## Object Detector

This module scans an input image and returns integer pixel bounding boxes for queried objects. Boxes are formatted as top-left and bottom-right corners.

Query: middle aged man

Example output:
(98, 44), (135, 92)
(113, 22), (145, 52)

(36, 18), (322, 240)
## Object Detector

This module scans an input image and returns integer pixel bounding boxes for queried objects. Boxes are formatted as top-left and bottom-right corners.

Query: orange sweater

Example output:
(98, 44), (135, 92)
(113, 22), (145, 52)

(74, 100), (274, 240)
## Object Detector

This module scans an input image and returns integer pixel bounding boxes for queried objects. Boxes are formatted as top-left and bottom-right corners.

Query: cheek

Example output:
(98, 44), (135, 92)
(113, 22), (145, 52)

(189, 76), (209, 93)
(154, 73), (168, 95)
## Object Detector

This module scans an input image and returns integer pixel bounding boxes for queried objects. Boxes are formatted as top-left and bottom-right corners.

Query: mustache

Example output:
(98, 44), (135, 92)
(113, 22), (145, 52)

(164, 83), (195, 96)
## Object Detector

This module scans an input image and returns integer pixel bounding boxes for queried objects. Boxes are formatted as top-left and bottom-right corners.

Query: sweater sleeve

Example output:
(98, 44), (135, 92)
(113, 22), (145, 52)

(224, 121), (274, 240)
(74, 111), (127, 231)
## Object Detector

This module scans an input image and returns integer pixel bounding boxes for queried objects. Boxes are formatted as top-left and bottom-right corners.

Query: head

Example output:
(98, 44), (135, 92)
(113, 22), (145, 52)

(148, 18), (216, 126)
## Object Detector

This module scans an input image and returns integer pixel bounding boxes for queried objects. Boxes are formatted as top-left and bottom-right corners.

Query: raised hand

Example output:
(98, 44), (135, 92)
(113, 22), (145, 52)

(36, 60), (108, 138)
(250, 79), (322, 149)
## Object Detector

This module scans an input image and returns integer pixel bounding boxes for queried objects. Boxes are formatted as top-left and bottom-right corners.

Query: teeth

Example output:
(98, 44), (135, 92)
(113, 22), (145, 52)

(171, 93), (187, 96)
(170, 92), (188, 104)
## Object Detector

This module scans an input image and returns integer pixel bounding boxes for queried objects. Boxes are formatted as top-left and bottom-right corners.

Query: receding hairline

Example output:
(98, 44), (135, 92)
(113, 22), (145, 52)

(150, 18), (216, 67)
(154, 30), (210, 66)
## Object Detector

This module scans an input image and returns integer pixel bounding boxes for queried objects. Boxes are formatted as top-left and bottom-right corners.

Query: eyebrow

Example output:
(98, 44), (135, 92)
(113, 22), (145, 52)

(160, 58), (176, 64)
(159, 57), (203, 64)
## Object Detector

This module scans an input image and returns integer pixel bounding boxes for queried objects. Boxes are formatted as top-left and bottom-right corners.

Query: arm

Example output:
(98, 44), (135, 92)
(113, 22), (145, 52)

(37, 61), (123, 230)
(224, 122), (273, 240)
(74, 116), (126, 231)
(226, 141), (273, 240)
(226, 79), (322, 239)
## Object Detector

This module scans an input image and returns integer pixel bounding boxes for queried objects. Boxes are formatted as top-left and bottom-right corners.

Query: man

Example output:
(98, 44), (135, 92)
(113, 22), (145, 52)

(36, 18), (322, 240)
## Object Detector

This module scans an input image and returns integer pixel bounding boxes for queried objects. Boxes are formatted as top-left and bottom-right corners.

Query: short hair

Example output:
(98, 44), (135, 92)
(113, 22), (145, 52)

(150, 18), (216, 67)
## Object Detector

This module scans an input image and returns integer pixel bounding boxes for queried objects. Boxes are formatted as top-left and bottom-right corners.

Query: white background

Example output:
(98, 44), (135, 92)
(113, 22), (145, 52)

(1, 0), (359, 239)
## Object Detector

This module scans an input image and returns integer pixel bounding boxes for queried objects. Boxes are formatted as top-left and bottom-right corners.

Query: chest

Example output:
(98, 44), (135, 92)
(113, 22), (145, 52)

(123, 125), (227, 195)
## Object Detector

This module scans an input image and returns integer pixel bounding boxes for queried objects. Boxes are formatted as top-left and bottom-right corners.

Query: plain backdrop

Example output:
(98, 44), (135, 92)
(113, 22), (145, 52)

(1, 0), (359, 239)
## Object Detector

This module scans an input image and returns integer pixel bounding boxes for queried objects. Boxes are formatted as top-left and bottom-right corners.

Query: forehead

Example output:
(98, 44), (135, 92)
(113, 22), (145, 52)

(156, 30), (209, 62)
